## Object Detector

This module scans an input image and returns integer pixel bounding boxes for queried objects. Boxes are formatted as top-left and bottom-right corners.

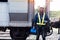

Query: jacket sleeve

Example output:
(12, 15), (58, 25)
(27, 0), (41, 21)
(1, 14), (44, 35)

(33, 14), (38, 25)
(45, 14), (50, 22)
(45, 14), (50, 26)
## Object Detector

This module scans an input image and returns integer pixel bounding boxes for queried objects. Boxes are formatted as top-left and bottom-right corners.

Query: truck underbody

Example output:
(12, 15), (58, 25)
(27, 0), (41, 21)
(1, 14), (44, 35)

(0, 27), (31, 40)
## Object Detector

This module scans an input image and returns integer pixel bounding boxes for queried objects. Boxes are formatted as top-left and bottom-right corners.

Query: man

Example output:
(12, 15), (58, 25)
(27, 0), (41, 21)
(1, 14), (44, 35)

(33, 7), (50, 40)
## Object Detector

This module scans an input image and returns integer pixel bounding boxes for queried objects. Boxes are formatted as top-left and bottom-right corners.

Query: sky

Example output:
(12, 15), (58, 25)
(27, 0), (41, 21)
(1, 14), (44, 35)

(35, 0), (60, 11)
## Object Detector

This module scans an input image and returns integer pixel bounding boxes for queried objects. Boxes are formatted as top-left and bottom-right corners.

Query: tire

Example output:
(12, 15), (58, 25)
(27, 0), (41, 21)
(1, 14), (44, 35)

(10, 27), (30, 40)
(10, 29), (15, 39)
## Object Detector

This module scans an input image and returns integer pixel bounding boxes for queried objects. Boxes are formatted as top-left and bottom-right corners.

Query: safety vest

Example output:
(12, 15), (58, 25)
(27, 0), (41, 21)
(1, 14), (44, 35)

(37, 12), (46, 25)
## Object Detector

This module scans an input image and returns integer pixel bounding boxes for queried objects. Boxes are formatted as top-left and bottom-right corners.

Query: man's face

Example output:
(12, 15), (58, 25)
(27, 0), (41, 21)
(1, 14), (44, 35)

(39, 7), (44, 13)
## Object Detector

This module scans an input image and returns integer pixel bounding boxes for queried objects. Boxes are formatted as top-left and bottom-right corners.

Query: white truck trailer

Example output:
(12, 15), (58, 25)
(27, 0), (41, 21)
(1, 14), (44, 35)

(0, 0), (34, 40)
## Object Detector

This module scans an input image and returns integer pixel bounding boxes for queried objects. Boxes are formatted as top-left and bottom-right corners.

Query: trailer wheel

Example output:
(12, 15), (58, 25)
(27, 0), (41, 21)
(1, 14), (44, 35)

(10, 29), (15, 39)
(10, 27), (30, 40)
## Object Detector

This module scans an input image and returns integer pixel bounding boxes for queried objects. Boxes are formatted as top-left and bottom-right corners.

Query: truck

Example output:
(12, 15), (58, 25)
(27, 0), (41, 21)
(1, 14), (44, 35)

(0, 0), (34, 40)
